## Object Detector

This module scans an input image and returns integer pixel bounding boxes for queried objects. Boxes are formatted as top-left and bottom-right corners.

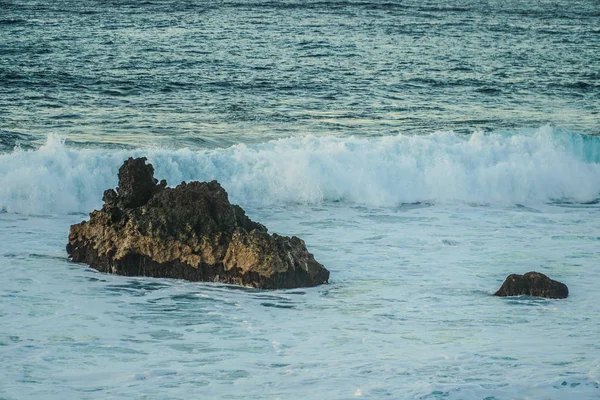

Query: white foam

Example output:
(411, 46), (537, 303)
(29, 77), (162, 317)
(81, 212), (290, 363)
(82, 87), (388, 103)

(1, 127), (599, 214)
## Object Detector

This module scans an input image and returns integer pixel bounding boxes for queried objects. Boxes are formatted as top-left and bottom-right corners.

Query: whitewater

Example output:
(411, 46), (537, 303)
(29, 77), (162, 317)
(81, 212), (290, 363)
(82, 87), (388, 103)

(2, 127), (600, 215)
(1, 128), (600, 399)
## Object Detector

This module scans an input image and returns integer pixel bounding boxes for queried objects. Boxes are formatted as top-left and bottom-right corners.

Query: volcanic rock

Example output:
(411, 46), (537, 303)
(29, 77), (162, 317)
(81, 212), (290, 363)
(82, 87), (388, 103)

(494, 271), (568, 299)
(66, 157), (329, 289)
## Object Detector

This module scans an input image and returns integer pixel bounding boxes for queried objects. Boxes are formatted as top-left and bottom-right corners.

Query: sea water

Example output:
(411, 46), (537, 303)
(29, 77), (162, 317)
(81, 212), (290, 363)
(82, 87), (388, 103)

(1, 1), (600, 399)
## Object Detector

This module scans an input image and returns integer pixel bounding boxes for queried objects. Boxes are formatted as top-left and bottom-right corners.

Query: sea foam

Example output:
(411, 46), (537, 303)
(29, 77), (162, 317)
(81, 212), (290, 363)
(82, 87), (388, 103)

(1, 127), (599, 215)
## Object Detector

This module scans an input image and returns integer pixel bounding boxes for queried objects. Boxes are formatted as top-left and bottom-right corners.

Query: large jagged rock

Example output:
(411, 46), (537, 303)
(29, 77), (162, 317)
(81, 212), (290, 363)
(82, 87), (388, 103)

(494, 271), (568, 299)
(67, 157), (330, 289)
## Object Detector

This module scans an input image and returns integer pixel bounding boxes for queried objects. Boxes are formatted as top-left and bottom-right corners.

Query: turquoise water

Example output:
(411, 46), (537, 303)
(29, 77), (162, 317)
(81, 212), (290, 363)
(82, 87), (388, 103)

(1, 1), (600, 399)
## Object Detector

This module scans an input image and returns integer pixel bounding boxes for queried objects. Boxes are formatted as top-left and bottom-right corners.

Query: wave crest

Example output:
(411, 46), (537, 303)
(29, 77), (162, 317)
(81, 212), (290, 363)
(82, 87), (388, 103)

(1, 127), (599, 214)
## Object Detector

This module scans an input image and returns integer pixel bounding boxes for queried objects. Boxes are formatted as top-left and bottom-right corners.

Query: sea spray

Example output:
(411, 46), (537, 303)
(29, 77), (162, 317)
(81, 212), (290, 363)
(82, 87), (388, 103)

(1, 127), (599, 215)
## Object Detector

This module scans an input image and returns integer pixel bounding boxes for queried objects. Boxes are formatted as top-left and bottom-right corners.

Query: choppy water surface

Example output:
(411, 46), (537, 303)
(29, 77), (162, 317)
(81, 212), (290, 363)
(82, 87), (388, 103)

(1, 0), (599, 149)
(1, 202), (600, 399)
(1, 132), (600, 399)
(1, 0), (600, 399)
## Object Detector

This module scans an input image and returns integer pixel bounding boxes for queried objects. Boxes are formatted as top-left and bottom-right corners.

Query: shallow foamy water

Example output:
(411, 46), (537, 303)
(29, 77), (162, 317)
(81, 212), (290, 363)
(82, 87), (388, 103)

(1, 202), (599, 399)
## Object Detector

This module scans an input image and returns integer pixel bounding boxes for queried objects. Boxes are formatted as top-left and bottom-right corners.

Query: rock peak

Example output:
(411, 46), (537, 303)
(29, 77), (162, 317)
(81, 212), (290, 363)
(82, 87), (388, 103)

(114, 157), (164, 208)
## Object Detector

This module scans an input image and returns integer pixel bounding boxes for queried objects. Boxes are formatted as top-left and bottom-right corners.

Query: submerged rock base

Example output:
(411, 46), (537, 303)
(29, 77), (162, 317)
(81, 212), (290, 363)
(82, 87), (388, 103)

(495, 271), (568, 299)
(67, 157), (330, 289)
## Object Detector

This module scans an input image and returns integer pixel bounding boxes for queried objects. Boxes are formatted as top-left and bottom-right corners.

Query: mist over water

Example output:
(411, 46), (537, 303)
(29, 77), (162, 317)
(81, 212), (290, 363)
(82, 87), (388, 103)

(1, 0), (600, 399)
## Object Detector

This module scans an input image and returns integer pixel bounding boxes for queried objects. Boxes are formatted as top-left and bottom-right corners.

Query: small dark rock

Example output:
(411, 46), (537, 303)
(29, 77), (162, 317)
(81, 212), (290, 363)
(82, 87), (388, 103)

(102, 188), (118, 205)
(495, 271), (568, 299)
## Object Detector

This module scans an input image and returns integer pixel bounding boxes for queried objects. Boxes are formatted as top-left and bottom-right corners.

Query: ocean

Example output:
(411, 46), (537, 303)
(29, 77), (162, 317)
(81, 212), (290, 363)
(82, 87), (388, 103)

(1, 0), (599, 399)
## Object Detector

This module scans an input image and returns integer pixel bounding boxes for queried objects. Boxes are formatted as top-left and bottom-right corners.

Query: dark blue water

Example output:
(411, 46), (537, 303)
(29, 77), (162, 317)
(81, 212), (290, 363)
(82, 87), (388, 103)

(1, 0), (599, 150)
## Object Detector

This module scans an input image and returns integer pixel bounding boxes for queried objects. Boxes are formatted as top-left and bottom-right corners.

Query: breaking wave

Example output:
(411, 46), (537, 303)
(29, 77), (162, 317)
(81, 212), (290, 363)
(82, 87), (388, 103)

(1, 127), (599, 214)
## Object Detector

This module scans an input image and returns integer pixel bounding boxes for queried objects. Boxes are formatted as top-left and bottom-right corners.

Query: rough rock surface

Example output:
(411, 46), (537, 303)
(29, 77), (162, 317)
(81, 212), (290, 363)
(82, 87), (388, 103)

(67, 157), (330, 289)
(494, 271), (568, 299)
